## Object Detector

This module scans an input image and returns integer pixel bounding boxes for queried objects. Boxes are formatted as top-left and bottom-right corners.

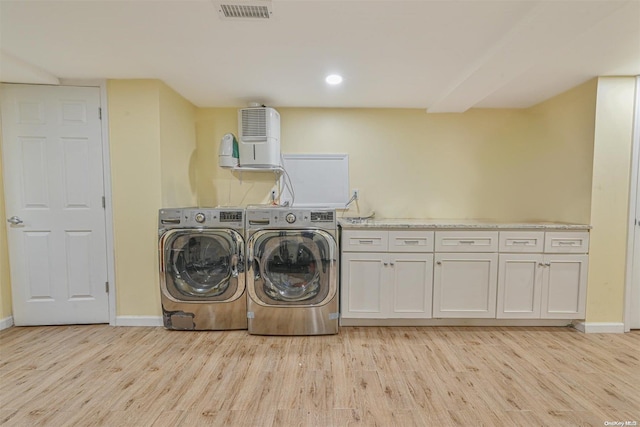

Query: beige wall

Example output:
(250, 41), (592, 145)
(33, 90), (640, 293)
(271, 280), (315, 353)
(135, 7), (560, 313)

(197, 80), (596, 223)
(0, 143), (12, 320)
(586, 77), (636, 323)
(108, 80), (196, 317)
(1, 77), (630, 324)
(159, 83), (197, 207)
(196, 108), (276, 208)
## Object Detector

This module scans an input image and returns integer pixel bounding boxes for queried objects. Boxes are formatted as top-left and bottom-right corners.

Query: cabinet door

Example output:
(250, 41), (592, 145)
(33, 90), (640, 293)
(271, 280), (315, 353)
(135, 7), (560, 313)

(497, 254), (543, 318)
(389, 253), (433, 318)
(541, 254), (588, 319)
(433, 253), (498, 318)
(340, 252), (387, 318)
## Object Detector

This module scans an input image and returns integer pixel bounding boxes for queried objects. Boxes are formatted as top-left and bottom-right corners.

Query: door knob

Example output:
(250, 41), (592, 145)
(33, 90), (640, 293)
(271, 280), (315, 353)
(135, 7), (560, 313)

(7, 216), (23, 225)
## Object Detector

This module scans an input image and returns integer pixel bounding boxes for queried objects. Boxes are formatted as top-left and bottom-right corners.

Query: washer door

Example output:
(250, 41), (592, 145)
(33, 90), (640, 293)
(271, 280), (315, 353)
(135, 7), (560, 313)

(248, 230), (337, 306)
(160, 229), (245, 302)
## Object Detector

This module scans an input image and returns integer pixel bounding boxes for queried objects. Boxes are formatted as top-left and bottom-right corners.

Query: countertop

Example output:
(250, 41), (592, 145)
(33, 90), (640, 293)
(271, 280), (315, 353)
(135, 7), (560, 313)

(338, 218), (591, 230)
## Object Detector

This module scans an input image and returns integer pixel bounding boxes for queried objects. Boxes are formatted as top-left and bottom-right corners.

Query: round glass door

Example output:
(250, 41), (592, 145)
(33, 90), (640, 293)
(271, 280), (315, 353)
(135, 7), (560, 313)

(249, 230), (336, 306)
(163, 230), (244, 301)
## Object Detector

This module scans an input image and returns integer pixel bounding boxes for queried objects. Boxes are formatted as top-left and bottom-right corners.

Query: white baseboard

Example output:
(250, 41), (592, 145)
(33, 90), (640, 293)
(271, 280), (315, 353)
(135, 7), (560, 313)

(0, 316), (14, 330)
(115, 316), (163, 327)
(573, 322), (625, 333)
(340, 318), (571, 327)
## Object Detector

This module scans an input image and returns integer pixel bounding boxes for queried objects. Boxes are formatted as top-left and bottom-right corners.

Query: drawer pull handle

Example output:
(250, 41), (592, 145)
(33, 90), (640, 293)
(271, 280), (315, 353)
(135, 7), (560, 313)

(558, 241), (578, 246)
(403, 240), (420, 245)
(511, 240), (531, 245)
(358, 240), (374, 245)
(459, 240), (475, 244)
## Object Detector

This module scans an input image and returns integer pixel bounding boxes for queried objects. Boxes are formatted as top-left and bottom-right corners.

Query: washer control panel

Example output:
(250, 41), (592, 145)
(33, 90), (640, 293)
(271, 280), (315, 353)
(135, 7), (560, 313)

(159, 208), (244, 229)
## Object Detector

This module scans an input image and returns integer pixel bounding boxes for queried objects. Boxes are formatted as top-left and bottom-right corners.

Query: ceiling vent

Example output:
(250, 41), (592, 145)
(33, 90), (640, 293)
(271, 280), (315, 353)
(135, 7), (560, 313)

(215, 1), (273, 19)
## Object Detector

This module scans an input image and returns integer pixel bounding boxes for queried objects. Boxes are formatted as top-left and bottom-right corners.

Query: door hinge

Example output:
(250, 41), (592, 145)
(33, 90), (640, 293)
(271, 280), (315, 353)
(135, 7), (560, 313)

(102, 196), (106, 208)
(105, 281), (109, 293)
(99, 107), (102, 120)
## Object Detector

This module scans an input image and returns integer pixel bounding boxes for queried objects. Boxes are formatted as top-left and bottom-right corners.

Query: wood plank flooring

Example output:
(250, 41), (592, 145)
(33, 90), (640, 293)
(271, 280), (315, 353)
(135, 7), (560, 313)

(0, 325), (638, 426)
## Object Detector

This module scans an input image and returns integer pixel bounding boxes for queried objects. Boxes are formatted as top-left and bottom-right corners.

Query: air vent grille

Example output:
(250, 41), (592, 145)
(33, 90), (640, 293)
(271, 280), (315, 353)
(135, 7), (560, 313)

(219, 4), (271, 19)
(220, 211), (243, 222)
(241, 109), (267, 137)
(311, 212), (334, 222)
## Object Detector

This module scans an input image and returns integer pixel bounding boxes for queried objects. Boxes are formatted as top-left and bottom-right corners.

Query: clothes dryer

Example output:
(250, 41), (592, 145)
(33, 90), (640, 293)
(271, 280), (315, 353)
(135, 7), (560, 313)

(158, 208), (246, 330)
(245, 207), (339, 335)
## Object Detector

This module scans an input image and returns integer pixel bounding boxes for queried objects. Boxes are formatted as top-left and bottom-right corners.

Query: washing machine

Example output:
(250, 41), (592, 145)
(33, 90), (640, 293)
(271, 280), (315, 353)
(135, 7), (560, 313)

(245, 207), (339, 335)
(158, 207), (246, 330)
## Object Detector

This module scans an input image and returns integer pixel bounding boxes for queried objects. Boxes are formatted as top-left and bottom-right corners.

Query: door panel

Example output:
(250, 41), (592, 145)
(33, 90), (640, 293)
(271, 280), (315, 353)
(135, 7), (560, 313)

(1, 84), (109, 325)
(433, 253), (498, 318)
(391, 254), (433, 318)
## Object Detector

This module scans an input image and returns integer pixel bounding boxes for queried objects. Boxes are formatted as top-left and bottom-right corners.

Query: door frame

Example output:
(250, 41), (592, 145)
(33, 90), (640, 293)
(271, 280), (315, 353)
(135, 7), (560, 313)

(624, 76), (640, 332)
(58, 79), (117, 325)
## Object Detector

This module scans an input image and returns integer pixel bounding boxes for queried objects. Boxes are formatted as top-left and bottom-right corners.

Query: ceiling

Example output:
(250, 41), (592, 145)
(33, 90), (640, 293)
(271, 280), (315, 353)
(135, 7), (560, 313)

(1, 0), (639, 112)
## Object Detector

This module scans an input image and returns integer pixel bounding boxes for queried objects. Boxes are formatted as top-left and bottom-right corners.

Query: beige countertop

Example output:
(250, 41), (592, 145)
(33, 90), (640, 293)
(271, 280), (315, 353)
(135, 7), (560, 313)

(338, 218), (591, 230)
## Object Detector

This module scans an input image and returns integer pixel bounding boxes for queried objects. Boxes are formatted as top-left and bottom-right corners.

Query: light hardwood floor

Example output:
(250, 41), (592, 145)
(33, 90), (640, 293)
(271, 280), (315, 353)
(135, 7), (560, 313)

(0, 325), (638, 426)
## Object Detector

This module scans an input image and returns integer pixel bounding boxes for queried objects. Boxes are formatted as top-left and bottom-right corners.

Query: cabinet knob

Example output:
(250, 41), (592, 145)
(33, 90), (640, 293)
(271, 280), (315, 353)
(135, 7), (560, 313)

(383, 262), (388, 266)
(436, 261), (442, 265)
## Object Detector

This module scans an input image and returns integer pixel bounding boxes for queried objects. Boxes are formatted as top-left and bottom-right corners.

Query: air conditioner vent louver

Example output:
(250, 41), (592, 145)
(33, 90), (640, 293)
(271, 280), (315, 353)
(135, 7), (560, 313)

(218, 3), (271, 19)
(241, 109), (268, 138)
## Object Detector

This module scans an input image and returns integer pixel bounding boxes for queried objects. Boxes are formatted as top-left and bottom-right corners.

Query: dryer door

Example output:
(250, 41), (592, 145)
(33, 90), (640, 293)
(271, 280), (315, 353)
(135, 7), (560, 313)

(248, 229), (337, 306)
(161, 229), (245, 302)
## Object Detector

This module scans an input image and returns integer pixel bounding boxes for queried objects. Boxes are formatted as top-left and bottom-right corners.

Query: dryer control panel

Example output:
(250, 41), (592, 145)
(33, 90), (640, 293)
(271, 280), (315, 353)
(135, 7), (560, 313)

(246, 208), (336, 230)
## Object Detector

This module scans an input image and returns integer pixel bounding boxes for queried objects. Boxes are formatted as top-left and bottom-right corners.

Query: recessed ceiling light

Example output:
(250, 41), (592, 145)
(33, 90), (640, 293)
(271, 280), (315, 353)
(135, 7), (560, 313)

(325, 74), (343, 85)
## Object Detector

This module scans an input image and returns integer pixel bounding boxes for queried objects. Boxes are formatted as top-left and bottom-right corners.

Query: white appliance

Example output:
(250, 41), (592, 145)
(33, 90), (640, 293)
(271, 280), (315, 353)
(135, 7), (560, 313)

(238, 106), (280, 167)
(218, 133), (239, 168)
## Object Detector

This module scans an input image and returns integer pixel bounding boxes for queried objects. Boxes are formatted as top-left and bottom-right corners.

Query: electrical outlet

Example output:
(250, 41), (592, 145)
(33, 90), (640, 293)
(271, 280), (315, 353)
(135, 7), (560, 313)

(353, 189), (359, 200)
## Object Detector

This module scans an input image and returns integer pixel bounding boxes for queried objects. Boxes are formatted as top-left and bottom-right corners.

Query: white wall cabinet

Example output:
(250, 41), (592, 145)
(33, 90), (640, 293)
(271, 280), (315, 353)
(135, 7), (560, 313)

(341, 230), (434, 320)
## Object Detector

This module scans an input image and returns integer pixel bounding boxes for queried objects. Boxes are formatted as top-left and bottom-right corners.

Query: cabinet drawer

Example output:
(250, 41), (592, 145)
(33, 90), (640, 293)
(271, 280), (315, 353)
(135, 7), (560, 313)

(342, 230), (388, 252)
(544, 232), (589, 253)
(388, 231), (434, 252)
(499, 231), (544, 253)
(435, 231), (499, 252)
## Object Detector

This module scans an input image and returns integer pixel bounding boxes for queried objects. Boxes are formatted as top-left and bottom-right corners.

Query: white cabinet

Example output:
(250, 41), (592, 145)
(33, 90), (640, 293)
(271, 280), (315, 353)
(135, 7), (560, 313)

(541, 254), (588, 319)
(497, 254), (544, 318)
(432, 231), (499, 318)
(341, 226), (590, 323)
(341, 230), (434, 320)
(497, 231), (589, 319)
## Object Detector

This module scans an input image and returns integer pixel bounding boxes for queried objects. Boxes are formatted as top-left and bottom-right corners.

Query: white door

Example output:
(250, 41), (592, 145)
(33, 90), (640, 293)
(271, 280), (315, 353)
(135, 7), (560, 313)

(631, 157), (640, 329)
(433, 253), (498, 318)
(540, 254), (588, 319)
(341, 252), (386, 318)
(497, 254), (543, 319)
(1, 84), (109, 326)
(389, 253), (433, 318)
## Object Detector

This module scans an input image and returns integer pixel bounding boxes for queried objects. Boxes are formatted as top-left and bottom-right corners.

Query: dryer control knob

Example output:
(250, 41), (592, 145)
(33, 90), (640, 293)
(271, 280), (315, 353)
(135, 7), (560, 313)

(195, 213), (206, 223)
(285, 213), (296, 224)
